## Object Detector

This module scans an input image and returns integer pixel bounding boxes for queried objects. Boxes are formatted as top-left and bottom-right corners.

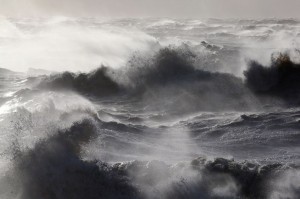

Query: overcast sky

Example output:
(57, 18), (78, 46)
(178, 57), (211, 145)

(1, 0), (300, 18)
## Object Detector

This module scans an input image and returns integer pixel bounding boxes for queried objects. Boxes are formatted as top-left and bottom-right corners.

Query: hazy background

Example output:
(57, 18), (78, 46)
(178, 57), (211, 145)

(1, 0), (300, 72)
(1, 0), (300, 18)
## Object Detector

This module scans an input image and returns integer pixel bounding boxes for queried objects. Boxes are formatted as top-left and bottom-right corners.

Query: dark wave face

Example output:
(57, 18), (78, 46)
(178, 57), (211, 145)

(38, 67), (120, 97)
(38, 47), (258, 113)
(13, 120), (141, 199)
(245, 53), (300, 105)
(4, 118), (298, 199)
(38, 46), (300, 113)
(0, 18), (300, 199)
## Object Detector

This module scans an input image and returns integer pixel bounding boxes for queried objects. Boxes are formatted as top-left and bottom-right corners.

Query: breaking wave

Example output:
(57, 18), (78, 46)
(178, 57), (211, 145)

(244, 53), (300, 105)
(1, 18), (300, 199)
(38, 67), (120, 97)
(38, 47), (257, 112)
(37, 47), (300, 113)
(1, 118), (298, 199)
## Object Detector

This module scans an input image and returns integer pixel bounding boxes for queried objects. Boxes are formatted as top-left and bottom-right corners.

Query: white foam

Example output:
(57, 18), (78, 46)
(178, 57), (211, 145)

(0, 17), (157, 72)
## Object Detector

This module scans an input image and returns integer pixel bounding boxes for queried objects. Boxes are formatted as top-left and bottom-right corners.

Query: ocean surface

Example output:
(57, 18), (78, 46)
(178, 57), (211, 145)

(0, 17), (299, 199)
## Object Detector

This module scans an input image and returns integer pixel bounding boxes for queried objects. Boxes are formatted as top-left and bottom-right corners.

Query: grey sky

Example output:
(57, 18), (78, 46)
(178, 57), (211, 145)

(1, 0), (300, 18)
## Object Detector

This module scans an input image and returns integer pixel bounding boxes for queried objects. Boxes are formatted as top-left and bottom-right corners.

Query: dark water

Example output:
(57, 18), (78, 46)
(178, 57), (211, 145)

(0, 18), (299, 199)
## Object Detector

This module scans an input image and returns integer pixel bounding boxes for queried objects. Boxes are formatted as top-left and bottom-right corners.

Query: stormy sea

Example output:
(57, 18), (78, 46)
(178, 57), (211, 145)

(0, 17), (299, 199)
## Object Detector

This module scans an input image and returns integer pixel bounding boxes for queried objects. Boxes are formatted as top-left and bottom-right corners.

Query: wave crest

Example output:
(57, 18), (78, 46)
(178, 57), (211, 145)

(38, 47), (257, 112)
(244, 53), (300, 104)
